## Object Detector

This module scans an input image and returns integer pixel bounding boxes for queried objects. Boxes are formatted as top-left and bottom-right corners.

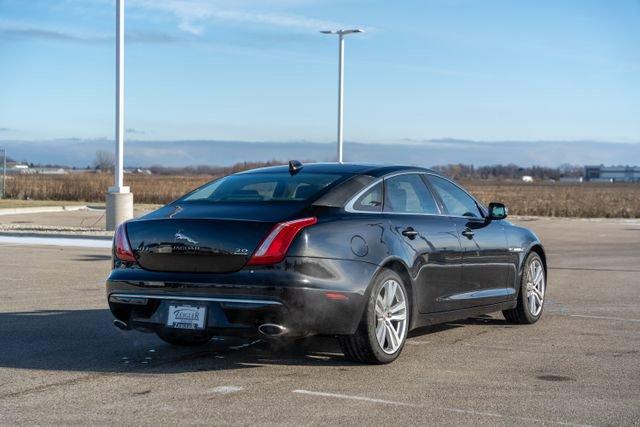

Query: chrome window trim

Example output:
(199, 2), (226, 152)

(109, 293), (283, 306)
(344, 170), (487, 219)
(344, 177), (386, 213)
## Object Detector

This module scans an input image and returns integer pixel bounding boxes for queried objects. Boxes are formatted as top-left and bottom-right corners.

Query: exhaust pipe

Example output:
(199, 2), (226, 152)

(258, 323), (288, 337)
(113, 319), (131, 331)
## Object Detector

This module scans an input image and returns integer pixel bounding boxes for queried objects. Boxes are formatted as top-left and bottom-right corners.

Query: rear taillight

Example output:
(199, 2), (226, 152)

(247, 217), (317, 266)
(114, 223), (136, 263)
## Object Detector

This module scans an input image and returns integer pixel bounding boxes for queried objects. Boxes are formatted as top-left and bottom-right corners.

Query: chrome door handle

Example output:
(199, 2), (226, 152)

(461, 228), (474, 238)
(402, 227), (419, 239)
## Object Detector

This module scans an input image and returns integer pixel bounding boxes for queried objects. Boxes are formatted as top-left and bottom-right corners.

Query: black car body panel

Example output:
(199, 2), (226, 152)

(106, 163), (546, 338)
(107, 256), (376, 335)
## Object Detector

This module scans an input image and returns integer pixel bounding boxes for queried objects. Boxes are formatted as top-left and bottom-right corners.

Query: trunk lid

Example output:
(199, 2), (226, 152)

(126, 202), (306, 273)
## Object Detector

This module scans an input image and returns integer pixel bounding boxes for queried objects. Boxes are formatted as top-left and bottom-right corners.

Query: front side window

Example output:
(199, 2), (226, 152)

(383, 174), (439, 214)
(428, 175), (482, 218)
(181, 173), (343, 203)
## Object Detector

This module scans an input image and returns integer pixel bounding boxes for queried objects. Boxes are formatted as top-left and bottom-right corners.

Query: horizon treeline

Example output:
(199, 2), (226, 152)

(147, 161), (584, 181)
(8, 157), (585, 180)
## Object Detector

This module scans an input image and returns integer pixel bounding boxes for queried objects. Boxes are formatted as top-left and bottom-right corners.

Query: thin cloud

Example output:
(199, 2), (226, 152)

(129, 0), (355, 35)
(128, 31), (182, 44)
(126, 128), (146, 135)
(0, 23), (183, 45)
(0, 26), (108, 43)
(0, 127), (13, 132)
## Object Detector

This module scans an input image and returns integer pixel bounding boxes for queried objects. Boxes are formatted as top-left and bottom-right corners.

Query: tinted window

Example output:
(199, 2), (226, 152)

(384, 174), (439, 214)
(181, 173), (342, 203)
(428, 175), (482, 218)
(353, 182), (383, 212)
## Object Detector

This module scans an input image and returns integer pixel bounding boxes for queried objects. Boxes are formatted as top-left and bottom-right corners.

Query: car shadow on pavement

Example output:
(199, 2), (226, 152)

(0, 310), (511, 374)
(408, 314), (512, 338)
(0, 309), (354, 374)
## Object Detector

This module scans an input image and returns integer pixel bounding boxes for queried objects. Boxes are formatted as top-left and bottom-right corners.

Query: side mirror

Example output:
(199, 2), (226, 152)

(488, 202), (508, 220)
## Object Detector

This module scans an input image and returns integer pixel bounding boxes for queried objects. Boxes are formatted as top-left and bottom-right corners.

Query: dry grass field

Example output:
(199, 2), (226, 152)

(5, 174), (211, 205)
(4, 173), (640, 218)
(463, 181), (640, 218)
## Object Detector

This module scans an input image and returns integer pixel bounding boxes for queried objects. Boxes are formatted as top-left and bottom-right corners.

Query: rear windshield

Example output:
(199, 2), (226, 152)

(180, 173), (343, 203)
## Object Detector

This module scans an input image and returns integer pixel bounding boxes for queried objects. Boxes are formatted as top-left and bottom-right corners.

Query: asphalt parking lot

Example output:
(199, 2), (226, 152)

(0, 218), (638, 425)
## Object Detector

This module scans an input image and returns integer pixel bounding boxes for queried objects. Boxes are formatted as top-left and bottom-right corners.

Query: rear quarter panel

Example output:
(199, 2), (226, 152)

(287, 212), (421, 326)
(287, 214), (398, 267)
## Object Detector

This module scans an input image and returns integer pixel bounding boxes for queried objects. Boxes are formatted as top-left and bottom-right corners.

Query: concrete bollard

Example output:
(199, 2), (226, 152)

(106, 191), (134, 231)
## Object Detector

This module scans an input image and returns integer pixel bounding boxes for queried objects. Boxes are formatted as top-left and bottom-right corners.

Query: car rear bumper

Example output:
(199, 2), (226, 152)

(106, 257), (378, 336)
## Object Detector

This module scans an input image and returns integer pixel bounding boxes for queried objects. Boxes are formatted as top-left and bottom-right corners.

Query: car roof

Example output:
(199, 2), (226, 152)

(237, 162), (438, 178)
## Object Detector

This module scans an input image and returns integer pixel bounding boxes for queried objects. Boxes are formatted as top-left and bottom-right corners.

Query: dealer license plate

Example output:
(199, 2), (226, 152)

(167, 305), (207, 330)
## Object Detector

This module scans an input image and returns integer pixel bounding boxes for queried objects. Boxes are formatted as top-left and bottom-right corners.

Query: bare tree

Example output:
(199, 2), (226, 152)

(93, 150), (115, 172)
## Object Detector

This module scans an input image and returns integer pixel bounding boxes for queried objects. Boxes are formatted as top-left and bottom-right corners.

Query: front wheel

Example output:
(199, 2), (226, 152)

(339, 269), (409, 364)
(503, 252), (546, 324)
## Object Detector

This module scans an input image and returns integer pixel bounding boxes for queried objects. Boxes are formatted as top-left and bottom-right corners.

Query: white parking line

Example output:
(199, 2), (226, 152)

(210, 386), (243, 395)
(292, 390), (591, 426)
(293, 389), (413, 407)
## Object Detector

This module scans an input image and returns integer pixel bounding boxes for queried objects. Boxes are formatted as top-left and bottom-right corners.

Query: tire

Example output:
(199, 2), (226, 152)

(156, 328), (213, 346)
(503, 252), (546, 324)
(339, 269), (410, 364)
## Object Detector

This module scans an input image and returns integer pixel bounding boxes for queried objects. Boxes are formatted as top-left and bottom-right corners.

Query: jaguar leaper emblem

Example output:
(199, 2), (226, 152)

(174, 232), (198, 245)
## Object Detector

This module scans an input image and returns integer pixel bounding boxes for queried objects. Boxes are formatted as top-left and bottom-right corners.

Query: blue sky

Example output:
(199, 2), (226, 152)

(1, 0), (639, 143)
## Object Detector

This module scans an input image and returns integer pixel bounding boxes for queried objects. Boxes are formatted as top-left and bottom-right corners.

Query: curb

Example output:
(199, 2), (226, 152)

(0, 205), (88, 216)
(0, 231), (113, 241)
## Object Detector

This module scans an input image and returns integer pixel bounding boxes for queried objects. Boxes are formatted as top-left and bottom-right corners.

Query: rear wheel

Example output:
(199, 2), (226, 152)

(503, 252), (546, 324)
(156, 328), (213, 346)
(339, 269), (409, 364)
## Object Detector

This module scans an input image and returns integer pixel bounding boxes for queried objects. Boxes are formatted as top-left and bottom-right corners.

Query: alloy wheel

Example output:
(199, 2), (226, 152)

(375, 279), (408, 354)
(526, 259), (545, 316)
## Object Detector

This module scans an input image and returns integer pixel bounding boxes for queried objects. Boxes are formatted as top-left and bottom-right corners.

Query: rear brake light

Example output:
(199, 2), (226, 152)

(114, 223), (136, 263)
(247, 217), (317, 266)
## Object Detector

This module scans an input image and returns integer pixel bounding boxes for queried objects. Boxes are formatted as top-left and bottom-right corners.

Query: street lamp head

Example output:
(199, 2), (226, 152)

(320, 28), (365, 36)
(341, 29), (364, 35)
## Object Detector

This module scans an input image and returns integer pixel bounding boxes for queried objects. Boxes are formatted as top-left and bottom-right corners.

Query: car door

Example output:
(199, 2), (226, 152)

(382, 173), (463, 314)
(426, 174), (514, 309)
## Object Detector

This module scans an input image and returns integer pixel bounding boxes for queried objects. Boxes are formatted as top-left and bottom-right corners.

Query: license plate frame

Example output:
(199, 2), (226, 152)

(166, 304), (207, 330)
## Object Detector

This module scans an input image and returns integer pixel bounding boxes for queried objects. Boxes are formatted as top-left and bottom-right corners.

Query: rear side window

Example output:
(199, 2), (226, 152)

(352, 182), (383, 212)
(428, 175), (482, 218)
(181, 173), (342, 202)
(383, 174), (439, 214)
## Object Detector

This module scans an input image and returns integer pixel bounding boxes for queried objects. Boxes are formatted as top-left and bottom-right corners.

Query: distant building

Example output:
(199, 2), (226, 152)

(124, 168), (152, 175)
(8, 164), (30, 174)
(6, 165), (68, 175)
(34, 168), (67, 175)
(559, 176), (583, 183)
(584, 165), (640, 183)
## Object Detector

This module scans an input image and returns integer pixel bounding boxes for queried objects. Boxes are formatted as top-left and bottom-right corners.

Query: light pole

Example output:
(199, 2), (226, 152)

(106, 0), (133, 231)
(1, 148), (5, 199)
(321, 29), (364, 163)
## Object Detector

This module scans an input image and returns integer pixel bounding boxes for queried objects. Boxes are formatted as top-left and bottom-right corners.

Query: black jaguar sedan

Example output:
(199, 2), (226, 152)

(107, 162), (546, 364)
